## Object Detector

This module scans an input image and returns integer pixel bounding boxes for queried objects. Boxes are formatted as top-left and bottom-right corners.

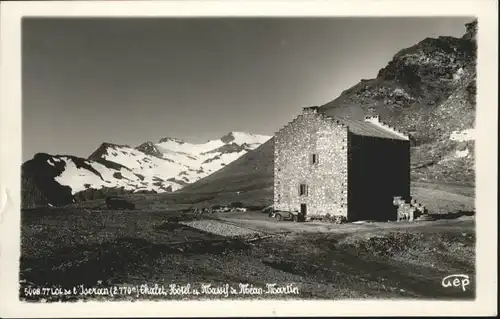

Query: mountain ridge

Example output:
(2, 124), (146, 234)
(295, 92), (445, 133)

(21, 131), (271, 207)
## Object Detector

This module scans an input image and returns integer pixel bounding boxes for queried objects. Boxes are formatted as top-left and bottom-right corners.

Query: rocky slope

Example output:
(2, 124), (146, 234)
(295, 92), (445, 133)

(21, 132), (271, 207)
(320, 20), (476, 184)
(176, 20), (477, 203)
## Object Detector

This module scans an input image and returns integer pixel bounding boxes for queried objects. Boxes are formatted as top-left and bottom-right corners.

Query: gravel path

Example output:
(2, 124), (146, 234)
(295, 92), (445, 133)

(216, 214), (475, 235)
(180, 219), (264, 237)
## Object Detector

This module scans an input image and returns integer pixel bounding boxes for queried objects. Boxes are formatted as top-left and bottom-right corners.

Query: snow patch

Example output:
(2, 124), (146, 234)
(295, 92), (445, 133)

(228, 132), (271, 148)
(450, 128), (475, 142)
(157, 139), (224, 155)
(54, 158), (107, 194)
(455, 149), (470, 158)
(453, 67), (465, 81)
(392, 88), (412, 99)
(47, 159), (55, 167)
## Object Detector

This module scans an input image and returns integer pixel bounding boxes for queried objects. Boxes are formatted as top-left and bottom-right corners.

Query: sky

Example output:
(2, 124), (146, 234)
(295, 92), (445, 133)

(22, 17), (473, 161)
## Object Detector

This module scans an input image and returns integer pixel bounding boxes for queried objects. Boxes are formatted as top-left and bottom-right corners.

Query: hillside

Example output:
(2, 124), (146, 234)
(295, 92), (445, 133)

(21, 132), (271, 207)
(174, 20), (477, 205)
(320, 21), (476, 185)
(167, 138), (276, 209)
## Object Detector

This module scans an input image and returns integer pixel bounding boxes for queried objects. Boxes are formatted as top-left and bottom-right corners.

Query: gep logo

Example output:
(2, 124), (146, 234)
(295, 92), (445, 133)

(441, 274), (470, 291)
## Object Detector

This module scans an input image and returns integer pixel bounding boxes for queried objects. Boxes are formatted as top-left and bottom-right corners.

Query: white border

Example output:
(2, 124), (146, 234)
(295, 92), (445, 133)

(1, 1), (498, 317)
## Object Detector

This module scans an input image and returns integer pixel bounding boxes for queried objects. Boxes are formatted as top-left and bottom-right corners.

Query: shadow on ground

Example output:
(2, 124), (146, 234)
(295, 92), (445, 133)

(428, 210), (475, 220)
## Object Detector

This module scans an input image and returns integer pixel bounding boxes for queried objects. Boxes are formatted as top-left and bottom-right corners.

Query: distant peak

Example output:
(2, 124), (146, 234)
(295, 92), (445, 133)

(219, 131), (272, 146)
(463, 19), (477, 40)
(220, 132), (237, 144)
(31, 152), (53, 162)
(136, 141), (163, 157)
(99, 142), (130, 149)
(88, 142), (130, 161)
(135, 141), (158, 150)
(158, 137), (186, 144)
(137, 141), (155, 147)
(220, 131), (256, 142)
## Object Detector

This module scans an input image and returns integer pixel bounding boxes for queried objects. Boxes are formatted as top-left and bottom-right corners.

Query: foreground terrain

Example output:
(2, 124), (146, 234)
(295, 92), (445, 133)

(20, 182), (475, 302)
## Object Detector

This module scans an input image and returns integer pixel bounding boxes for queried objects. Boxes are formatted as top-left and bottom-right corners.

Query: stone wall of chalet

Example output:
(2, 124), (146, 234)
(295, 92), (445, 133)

(274, 108), (349, 218)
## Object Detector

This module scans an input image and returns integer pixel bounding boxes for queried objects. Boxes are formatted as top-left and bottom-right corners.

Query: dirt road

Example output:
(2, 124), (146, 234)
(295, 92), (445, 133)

(210, 210), (475, 236)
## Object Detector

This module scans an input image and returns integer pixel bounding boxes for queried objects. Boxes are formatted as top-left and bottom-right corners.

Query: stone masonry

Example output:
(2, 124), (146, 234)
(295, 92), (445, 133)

(274, 106), (411, 222)
(274, 107), (349, 219)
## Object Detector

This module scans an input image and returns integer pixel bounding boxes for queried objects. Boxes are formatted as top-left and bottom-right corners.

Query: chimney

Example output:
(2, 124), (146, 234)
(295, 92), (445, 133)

(364, 114), (380, 122)
(303, 106), (320, 113)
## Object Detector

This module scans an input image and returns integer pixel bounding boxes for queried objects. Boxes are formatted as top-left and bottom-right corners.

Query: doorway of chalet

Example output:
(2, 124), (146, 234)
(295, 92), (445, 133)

(300, 203), (307, 220)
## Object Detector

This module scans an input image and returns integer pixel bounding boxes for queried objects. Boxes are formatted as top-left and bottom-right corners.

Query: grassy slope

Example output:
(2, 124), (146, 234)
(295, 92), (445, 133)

(179, 138), (275, 195)
(70, 178), (475, 216)
(123, 153), (474, 215)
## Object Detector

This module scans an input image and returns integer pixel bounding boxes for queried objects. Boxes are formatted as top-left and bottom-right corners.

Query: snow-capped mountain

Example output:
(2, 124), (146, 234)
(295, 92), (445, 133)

(21, 132), (271, 207)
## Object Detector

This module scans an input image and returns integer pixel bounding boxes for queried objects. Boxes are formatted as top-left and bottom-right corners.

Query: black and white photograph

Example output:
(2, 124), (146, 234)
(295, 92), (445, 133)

(0, 1), (497, 317)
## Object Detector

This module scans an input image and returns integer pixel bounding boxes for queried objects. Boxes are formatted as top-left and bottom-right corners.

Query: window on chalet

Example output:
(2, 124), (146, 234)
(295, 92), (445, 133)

(299, 184), (308, 196)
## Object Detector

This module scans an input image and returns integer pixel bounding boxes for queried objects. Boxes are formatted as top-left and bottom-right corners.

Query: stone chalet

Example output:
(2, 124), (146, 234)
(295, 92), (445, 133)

(273, 106), (411, 222)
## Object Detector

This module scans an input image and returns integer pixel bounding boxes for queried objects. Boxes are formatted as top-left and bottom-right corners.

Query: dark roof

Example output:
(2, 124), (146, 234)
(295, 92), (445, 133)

(328, 116), (408, 141)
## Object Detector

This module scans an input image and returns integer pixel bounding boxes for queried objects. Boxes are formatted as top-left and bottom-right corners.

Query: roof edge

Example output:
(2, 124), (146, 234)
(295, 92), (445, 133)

(364, 115), (410, 140)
